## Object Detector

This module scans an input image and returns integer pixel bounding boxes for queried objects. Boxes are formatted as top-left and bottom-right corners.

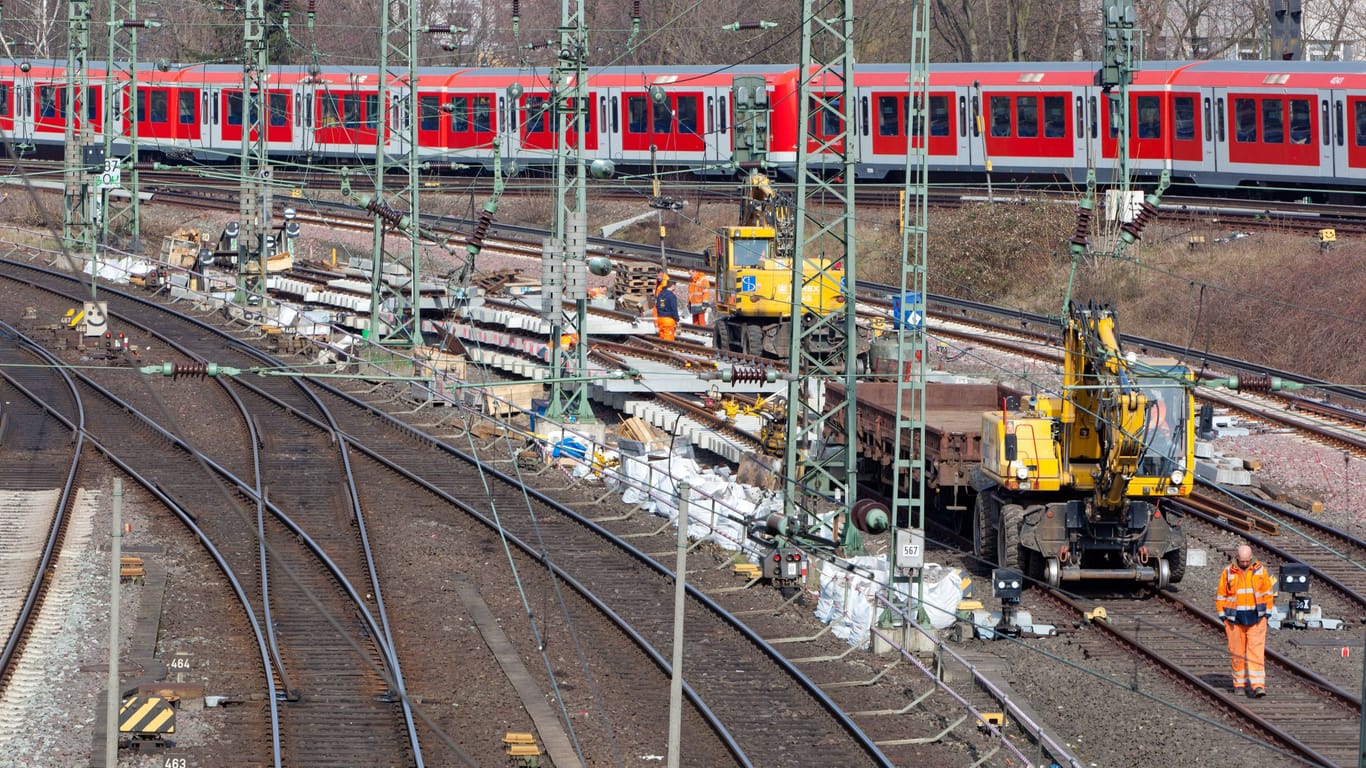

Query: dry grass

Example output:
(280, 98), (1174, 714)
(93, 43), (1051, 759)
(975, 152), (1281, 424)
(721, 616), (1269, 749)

(926, 201), (1366, 385)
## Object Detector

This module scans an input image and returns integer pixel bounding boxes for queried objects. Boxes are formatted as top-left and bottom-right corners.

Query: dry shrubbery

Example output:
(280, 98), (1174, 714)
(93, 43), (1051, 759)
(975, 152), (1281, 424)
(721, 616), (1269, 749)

(928, 202), (1366, 385)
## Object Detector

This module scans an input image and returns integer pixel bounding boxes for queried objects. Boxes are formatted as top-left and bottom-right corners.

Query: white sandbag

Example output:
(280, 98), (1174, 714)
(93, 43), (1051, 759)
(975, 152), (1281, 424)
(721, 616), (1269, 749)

(907, 563), (966, 629)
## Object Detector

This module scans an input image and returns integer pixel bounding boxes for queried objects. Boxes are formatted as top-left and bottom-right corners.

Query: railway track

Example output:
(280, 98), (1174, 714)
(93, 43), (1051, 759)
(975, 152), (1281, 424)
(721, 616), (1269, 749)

(1031, 586), (1359, 767)
(0, 333), (84, 697)
(0, 257), (901, 765)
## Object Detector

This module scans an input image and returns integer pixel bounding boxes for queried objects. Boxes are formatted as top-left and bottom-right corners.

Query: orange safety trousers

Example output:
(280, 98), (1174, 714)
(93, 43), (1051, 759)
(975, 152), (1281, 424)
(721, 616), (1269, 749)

(1225, 619), (1267, 689)
(655, 316), (677, 341)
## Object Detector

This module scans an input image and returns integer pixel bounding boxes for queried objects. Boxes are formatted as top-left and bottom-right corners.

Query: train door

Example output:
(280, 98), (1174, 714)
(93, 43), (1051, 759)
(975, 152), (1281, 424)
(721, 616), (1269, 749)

(1186, 91), (1217, 180)
(701, 87), (729, 175)
(390, 87), (411, 159)
(1330, 91), (1366, 185)
(498, 91), (517, 168)
(0, 80), (14, 152)
(300, 81), (317, 157)
(11, 69), (33, 150)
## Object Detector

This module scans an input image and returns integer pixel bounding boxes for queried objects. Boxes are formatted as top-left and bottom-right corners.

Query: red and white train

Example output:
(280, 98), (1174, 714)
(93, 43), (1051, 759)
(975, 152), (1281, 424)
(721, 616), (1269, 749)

(4, 59), (1366, 199)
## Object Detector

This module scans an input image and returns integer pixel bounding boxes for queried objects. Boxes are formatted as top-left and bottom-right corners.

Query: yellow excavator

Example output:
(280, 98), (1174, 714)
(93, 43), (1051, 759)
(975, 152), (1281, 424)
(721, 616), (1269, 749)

(973, 301), (1193, 587)
(710, 171), (851, 361)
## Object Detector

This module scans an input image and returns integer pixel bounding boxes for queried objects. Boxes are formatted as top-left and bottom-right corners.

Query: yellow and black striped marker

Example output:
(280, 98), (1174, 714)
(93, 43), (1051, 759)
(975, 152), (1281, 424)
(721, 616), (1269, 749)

(120, 695), (176, 736)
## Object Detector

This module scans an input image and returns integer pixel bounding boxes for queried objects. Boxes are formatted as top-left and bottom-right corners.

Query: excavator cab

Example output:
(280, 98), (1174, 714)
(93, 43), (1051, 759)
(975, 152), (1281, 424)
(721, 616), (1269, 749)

(711, 171), (849, 359)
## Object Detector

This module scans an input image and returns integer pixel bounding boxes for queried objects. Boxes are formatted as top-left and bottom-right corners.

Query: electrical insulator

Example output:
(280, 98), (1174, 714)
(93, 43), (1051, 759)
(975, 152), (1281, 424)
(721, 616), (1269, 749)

(168, 362), (210, 379)
(631, 0), (640, 18)
(1235, 374), (1276, 393)
(728, 366), (769, 385)
(1069, 201), (1093, 250)
(1120, 200), (1159, 242)
(366, 197), (405, 227)
(511, 0), (519, 18)
(465, 209), (494, 253)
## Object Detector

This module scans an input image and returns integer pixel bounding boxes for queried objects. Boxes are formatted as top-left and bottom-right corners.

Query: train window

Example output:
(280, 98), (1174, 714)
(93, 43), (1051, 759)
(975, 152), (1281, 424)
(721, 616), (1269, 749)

(525, 95), (548, 133)
(612, 96), (621, 133)
(1288, 98), (1310, 144)
(147, 90), (169, 123)
(929, 95), (949, 137)
(38, 85), (58, 118)
(719, 96), (727, 133)
(303, 94), (312, 128)
(86, 87), (98, 121)
(1203, 98), (1211, 142)
(877, 96), (899, 137)
(1355, 102), (1366, 147)
(626, 95), (647, 133)
(135, 90), (147, 121)
(293, 93), (301, 127)
(859, 95), (868, 137)
(1173, 97), (1194, 141)
(362, 94), (378, 129)
(1135, 95), (1160, 139)
(706, 96), (713, 135)
(960, 96), (968, 137)
(270, 93), (288, 127)
(339, 94), (359, 128)
(599, 95), (606, 128)
(0, 83), (8, 116)
(1042, 96), (1064, 138)
(1216, 98), (1225, 142)
(321, 93), (341, 127)
(1088, 96), (1097, 139)
(1261, 99), (1283, 143)
(1233, 98), (1255, 142)
(449, 96), (470, 132)
(179, 91), (196, 125)
(226, 91), (242, 126)
(653, 99), (672, 133)
(989, 95), (1010, 137)
(909, 94), (921, 137)
(474, 96), (491, 132)
(419, 95), (440, 131)
(211, 91), (218, 125)
(677, 96), (699, 136)
(1017, 95), (1038, 138)
(1320, 100), (1329, 145)
(808, 95), (841, 136)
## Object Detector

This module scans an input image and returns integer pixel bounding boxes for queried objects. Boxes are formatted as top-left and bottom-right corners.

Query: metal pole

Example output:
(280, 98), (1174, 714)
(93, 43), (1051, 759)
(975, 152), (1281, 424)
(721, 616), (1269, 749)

(105, 478), (124, 764)
(1358, 617), (1365, 767)
(667, 480), (690, 768)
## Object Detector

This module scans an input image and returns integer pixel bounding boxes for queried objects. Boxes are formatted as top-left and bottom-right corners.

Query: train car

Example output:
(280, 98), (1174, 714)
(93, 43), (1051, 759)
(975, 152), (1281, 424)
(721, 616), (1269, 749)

(8, 57), (1366, 201)
(1164, 60), (1366, 199)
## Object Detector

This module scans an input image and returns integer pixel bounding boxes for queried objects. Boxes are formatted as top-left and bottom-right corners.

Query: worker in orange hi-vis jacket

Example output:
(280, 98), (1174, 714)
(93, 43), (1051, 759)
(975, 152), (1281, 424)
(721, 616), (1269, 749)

(1216, 544), (1275, 698)
(653, 270), (679, 341)
(687, 269), (714, 325)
